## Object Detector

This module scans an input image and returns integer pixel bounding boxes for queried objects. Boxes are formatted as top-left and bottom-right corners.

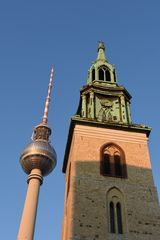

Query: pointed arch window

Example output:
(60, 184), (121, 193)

(116, 202), (123, 234)
(113, 69), (116, 82)
(107, 188), (126, 235)
(92, 68), (95, 81)
(102, 153), (110, 175)
(99, 68), (104, 80)
(114, 155), (122, 177)
(110, 202), (115, 233)
(98, 66), (111, 81)
(105, 69), (110, 81)
(101, 144), (127, 178)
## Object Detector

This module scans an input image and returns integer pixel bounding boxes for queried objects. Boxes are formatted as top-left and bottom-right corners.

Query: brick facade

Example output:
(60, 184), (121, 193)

(62, 124), (160, 240)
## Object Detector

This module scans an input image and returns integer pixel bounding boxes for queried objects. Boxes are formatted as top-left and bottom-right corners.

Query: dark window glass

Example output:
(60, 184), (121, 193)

(113, 70), (116, 82)
(110, 202), (115, 233)
(99, 68), (104, 80)
(92, 69), (95, 81)
(103, 154), (110, 175)
(105, 70), (110, 81)
(116, 202), (123, 234)
(115, 155), (122, 176)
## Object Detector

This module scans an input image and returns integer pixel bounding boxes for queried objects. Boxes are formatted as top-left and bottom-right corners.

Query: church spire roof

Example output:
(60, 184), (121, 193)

(97, 41), (107, 61)
(87, 41), (117, 84)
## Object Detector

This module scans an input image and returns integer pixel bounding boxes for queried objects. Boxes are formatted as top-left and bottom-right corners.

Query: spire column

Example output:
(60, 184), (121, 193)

(18, 169), (43, 240)
(120, 95), (127, 123)
(90, 92), (95, 119)
(82, 94), (87, 118)
(127, 101), (132, 124)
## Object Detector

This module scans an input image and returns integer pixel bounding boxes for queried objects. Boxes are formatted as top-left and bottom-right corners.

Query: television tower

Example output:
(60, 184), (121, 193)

(17, 65), (57, 240)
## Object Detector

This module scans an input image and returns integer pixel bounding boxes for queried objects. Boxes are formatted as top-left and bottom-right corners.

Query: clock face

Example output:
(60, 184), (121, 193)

(95, 95), (120, 122)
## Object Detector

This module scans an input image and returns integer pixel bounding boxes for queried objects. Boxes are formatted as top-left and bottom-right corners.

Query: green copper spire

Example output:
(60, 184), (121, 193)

(77, 41), (132, 125)
(87, 41), (117, 84)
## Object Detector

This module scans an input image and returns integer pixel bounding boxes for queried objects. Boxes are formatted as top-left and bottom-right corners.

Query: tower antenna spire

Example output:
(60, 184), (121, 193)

(18, 65), (57, 240)
(42, 64), (54, 124)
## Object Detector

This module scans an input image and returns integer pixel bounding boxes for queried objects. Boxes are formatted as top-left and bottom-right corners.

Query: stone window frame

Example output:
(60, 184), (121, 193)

(107, 187), (127, 235)
(98, 65), (111, 81)
(100, 143), (127, 178)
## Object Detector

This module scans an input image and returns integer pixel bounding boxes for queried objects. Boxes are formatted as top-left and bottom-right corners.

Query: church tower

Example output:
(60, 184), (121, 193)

(62, 42), (160, 240)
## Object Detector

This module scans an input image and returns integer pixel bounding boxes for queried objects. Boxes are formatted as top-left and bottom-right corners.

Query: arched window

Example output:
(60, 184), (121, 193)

(107, 188), (126, 235)
(101, 144), (127, 178)
(113, 69), (116, 82)
(116, 202), (123, 234)
(114, 155), (122, 177)
(110, 202), (115, 233)
(105, 69), (110, 81)
(102, 153), (110, 175)
(99, 68), (104, 80)
(98, 66), (111, 81)
(92, 68), (95, 81)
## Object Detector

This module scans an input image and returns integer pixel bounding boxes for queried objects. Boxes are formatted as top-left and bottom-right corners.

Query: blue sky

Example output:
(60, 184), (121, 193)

(0, 1), (160, 239)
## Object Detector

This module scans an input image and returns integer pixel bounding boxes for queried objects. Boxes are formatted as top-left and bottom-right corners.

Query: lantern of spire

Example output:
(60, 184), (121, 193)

(87, 41), (117, 84)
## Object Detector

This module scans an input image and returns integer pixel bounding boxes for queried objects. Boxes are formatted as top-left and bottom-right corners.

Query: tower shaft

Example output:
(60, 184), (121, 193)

(18, 66), (56, 239)
(18, 169), (42, 240)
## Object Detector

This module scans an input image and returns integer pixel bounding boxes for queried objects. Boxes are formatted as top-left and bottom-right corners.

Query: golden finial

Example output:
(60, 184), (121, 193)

(42, 64), (54, 124)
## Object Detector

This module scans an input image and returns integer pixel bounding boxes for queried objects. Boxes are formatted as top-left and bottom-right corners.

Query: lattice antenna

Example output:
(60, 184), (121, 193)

(42, 64), (54, 124)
